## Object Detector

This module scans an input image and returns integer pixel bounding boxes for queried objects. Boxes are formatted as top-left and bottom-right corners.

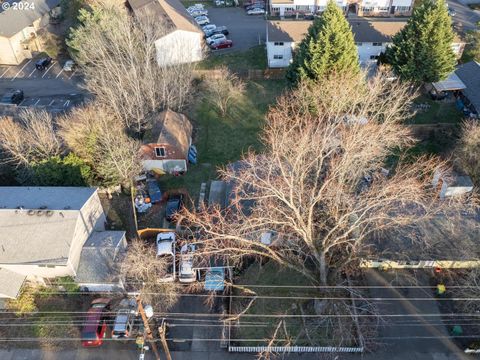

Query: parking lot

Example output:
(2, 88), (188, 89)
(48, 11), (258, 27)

(0, 94), (85, 117)
(206, 7), (266, 51)
(0, 57), (80, 82)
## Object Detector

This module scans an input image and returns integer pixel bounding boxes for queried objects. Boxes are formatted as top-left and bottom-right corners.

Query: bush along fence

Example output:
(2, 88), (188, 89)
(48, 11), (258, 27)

(194, 68), (286, 80)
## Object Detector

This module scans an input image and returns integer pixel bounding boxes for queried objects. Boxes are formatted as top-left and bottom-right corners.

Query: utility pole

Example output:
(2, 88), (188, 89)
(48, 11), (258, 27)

(158, 320), (172, 360)
(136, 295), (161, 360)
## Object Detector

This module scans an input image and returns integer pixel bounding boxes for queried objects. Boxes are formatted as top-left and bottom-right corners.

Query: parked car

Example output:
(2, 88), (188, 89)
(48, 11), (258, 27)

(179, 244), (197, 283)
(195, 16), (210, 26)
(202, 24), (217, 33)
(247, 7), (265, 14)
(146, 178), (162, 204)
(63, 60), (76, 72)
(156, 232), (176, 282)
(210, 39), (233, 50)
(205, 267), (225, 291)
(81, 298), (111, 347)
(35, 56), (52, 70)
(448, 6), (456, 16)
(204, 26), (229, 37)
(0, 90), (24, 105)
(165, 194), (184, 222)
(244, 0), (264, 8)
(190, 9), (208, 17)
(112, 298), (138, 340)
(245, 3), (265, 11)
(187, 3), (204, 11)
(206, 33), (227, 45)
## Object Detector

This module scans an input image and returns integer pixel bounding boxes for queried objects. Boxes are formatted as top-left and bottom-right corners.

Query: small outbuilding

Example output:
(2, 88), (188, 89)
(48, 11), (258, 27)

(140, 109), (193, 175)
(432, 169), (474, 200)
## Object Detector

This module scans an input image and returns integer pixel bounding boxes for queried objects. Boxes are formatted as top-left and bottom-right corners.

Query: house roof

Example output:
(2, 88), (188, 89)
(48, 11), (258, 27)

(142, 110), (193, 159)
(432, 72), (467, 92)
(0, 0), (60, 38)
(455, 61), (480, 112)
(0, 187), (98, 265)
(75, 231), (126, 285)
(0, 268), (26, 299)
(127, 0), (202, 34)
(267, 19), (461, 44)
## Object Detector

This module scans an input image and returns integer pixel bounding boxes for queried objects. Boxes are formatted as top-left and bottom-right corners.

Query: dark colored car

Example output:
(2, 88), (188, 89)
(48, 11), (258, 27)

(35, 56), (52, 70)
(0, 90), (24, 105)
(210, 39), (233, 50)
(146, 178), (162, 204)
(204, 26), (229, 38)
(243, 0), (264, 8)
(166, 194), (184, 222)
(81, 298), (111, 347)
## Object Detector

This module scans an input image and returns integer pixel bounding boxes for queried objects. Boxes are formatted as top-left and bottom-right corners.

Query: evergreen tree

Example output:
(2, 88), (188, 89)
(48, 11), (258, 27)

(287, 1), (359, 84)
(386, 0), (456, 83)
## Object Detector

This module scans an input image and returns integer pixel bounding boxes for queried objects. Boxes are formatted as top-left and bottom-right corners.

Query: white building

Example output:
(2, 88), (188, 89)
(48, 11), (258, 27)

(269, 0), (413, 17)
(266, 19), (465, 68)
(128, 0), (204, 67)
(0, 187), (126, 299)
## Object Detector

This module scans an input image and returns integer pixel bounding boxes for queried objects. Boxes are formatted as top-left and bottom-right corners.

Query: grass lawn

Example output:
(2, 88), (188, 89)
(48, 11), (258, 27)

(231, 261), (358, 347)
(160, 79), (287, 196)
(407, 95), (463, 125)
(197, 46), (267, 71)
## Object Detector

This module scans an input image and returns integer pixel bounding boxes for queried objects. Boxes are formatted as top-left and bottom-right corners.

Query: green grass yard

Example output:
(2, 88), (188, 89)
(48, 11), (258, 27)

(160, 79), (286, 196)
(197, 46), (268, 71)
(407, 95), (463, 125)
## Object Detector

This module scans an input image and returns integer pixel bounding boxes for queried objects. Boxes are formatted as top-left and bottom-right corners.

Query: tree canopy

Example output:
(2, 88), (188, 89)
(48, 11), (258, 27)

(386, 0), (456, 83)
(287, 1), (359, 84)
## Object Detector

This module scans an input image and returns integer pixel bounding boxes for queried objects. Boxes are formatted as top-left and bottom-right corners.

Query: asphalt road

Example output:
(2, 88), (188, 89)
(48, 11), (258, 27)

(207, 7), (266, 51)
(448, 0), (480, 32)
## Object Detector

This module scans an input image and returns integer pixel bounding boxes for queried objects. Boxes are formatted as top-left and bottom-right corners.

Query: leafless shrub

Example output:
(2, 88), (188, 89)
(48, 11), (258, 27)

(455, 120), (480, 184)
(121, 239), (179, 311)
(0, 109), (63, 166)
(203, 66), (246, 116)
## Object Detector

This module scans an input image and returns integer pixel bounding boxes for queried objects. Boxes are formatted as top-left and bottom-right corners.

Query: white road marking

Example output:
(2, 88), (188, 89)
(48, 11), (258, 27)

(55, 67), (64, 79)
(42, 61), (56, 78)
(10, 59), (32, 81)
(68, 70), (77, 79)
(18, 99), (26, 106)
(0, 67), (10, 79)
(28, 68), (36, 78)
(64, 100), (70, 108)
(33, 99), (40, 106)
(48, 100), (55, 106)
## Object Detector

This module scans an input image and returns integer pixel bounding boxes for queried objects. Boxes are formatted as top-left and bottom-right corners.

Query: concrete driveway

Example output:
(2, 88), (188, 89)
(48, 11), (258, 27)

(207, 7), (266, 51)
(449, 0), (480, 32)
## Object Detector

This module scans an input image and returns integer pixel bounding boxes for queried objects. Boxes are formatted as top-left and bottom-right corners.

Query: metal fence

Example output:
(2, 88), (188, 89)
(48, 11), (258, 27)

(228, 345), (364, 353)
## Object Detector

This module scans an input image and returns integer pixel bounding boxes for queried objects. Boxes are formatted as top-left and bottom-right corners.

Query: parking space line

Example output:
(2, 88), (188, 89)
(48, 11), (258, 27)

(0, 68), (10, 79)
(28, 68), (36, 78)
(68, 70), (77, 79)
(18, 99), (26, 106)
(34, 99), (40, 106)
(10, 59), (32, 81)
(64, 100), (70, 108)
(48, 100), (55, 106)
(55, 68), (64, 79)
(42, 62), (56, 78)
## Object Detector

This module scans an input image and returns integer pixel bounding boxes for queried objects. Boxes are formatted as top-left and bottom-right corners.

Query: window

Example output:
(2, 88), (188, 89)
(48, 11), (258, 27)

(372, 42), (382, 46)
(273, 55), (283, 59)
(395, 6), (411, 13)
(377, 6), (389, 12)
(154, 147), (166, 157)
(370, 55), (379, 60)
(362, 6), (374, 12)
(296, 5), (310, 11)
(356, 42), (363, 46)
(38, 265), (56, 268)
(274, 42), (284, 46)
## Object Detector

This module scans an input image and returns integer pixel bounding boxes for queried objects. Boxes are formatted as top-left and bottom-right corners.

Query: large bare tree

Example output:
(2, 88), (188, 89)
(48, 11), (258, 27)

(67, 2), (197, 134)
(182, 71), (457, 287)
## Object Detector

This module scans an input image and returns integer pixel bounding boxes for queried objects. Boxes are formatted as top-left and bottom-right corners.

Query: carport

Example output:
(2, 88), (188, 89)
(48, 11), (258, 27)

(432, 72), (466, 92)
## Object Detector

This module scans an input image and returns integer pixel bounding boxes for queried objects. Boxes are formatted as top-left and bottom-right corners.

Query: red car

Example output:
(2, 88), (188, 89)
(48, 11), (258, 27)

(81, 298), (111, 347)
(210, 40), (233, 50)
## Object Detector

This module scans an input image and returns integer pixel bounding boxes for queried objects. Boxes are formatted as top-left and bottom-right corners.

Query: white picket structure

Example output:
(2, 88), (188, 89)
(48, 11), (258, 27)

(228, 346), (364, 353)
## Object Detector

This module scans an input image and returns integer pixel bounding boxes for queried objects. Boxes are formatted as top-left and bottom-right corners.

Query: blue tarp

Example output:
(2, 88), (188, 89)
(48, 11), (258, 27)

(204, 267), (224, 291)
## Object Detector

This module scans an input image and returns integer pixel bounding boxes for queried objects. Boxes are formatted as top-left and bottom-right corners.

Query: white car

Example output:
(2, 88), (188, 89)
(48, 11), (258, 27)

(202, 24), (216, 33)
(195, 16), (210, 26)
(206, 33), (227, 45)
(190, 9), (208, 17)
(247, 8), (265, 15)
(63, 60), (75, 72)
(187, 3), (204, 11)
(156, 232), (176, 282)
(179, 244), (197, 283)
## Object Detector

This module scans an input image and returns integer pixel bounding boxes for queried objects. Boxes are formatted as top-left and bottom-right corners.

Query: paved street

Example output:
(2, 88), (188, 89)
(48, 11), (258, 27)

(448, 0), (480, 32)
(207, 7), (266, 51)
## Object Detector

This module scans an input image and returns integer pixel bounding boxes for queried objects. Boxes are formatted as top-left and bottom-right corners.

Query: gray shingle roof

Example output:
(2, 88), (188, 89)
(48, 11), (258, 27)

(0, 0), (61, 38)
(76, 231), (126, 285)
(0, 268), (25, 298)
(455, 61), (480, 113)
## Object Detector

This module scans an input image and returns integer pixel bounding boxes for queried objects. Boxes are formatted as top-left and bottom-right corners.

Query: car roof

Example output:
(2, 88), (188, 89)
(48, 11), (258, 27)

(156, 233), (175, 256)
(113, 312), (130, 332)
(82, 308), (103, 333)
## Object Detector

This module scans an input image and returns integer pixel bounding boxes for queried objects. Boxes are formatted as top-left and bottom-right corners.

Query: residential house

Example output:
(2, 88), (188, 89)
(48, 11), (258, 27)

(140, 109), (193, 175)
(454, 61), (480, 115)
(269, 0), (413, 17)
(0, 0), (60, 65)
(0, 187), (126, 299)
(266, 19), (465, 68)
(127, 0), (204, 66)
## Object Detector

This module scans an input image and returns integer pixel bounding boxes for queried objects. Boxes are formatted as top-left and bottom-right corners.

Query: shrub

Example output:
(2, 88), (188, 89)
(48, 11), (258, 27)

(6, 285), (38, 315)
